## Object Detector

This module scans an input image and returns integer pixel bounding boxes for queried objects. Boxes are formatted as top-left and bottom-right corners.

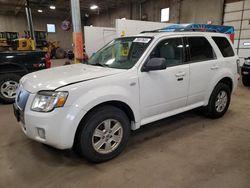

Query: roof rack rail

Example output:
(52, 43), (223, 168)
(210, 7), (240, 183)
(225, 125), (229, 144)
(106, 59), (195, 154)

(141, 24), (235, 42)
(141, 28), (219, 33)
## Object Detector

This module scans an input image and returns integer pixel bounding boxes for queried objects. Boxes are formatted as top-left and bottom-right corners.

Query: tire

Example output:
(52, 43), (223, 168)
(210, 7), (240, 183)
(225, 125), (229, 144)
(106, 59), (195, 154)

(0, 74), (21, 104)
(74, 105), (130, 163)
(242, 76), (250, 87)
(203, 83), (231, 119)
(55, 48), (65, 59)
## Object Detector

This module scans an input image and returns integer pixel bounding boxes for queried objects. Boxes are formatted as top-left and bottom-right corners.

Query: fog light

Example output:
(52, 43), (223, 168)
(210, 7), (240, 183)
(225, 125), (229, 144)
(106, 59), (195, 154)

(37, 128), (46, 139)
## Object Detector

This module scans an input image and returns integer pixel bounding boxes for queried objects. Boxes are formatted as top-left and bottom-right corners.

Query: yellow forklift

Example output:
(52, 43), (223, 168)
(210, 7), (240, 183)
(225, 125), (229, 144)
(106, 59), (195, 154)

(33, 30), (65, 59)
(0, 32), (19, 51)
(12, 30), (65, 59)
(11, 29), (36, 51)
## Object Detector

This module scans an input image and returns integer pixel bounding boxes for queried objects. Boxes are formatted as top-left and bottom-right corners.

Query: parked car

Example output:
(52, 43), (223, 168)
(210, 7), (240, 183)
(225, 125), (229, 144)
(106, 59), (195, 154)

(241, 57), (250, 86)
(14, 31), (239, 162)
(0, 51), (51, 103)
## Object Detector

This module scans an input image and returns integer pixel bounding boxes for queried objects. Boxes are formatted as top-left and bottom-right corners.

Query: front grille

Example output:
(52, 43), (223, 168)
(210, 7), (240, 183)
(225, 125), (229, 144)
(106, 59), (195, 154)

(16, 88), (30, 111)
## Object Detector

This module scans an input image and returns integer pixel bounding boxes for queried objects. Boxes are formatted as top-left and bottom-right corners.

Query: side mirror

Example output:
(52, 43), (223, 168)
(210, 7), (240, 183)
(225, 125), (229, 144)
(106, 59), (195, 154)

(142, 58), (167, 72)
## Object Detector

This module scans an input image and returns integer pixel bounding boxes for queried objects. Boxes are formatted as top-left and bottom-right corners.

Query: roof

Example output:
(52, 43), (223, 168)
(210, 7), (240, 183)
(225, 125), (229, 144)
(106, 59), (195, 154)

(134, 24), (234, 41)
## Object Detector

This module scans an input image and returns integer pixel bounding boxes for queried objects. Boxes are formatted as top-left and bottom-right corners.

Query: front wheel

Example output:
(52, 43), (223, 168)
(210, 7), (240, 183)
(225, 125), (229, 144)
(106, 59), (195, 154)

(204, 83), (231, 119)
(0, 74), (20, 104)
(74, 105), (130, 163)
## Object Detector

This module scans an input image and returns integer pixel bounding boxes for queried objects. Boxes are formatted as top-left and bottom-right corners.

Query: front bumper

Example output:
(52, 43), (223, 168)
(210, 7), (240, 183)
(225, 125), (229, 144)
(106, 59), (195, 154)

(14, 93), (86, 149)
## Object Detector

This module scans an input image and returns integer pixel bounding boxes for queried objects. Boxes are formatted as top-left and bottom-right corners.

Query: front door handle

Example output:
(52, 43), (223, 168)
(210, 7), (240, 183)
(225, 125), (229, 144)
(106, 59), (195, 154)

(175, 72), (186, 77)
(210, 65), (219, 70)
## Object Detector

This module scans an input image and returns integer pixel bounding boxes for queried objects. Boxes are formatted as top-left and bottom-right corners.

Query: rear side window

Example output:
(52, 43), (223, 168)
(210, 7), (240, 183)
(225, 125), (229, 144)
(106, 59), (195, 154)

(187, 37), (215, 62)
(212, 37), (234, 57)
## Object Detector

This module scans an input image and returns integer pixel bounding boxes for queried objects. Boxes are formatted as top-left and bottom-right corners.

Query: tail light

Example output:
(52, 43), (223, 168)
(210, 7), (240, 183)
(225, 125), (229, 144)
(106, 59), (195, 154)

(45, 52), (51, 68)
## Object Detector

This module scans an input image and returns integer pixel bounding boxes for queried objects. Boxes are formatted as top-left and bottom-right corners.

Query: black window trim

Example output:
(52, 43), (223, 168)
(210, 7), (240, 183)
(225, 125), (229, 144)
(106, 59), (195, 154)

(183, 37), (190, 62)
(185, 36), (217, 64)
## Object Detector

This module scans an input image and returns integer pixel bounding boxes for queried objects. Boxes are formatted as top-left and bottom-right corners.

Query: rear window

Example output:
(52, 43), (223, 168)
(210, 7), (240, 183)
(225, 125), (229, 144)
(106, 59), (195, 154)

(187, 37), (215, 62)
(212, 37), (234, 57)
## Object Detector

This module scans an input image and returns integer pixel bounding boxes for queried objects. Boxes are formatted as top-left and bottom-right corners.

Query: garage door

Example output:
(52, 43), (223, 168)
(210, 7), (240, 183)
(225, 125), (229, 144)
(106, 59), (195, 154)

(223, 0), (250, 65)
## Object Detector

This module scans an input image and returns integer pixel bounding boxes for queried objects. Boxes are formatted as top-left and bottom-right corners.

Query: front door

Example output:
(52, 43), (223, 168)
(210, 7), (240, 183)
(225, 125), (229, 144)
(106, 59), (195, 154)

(138, 37), (189, 123)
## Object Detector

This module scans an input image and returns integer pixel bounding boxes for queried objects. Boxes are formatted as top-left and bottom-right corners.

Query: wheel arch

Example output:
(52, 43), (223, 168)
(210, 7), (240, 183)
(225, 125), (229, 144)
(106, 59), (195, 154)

(217, 77), (233, 92)
(73, 100), (136, 147)
(0, 62), (28, 75)
(205, 75), (234, 106)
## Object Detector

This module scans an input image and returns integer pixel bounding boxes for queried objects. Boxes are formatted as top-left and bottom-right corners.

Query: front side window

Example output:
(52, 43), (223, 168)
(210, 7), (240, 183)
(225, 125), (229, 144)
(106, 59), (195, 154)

(212, 37), (234, 57)
(88, 37), (152, 69)
(187, 37), (215, 62)
(149, 37), (184, 67)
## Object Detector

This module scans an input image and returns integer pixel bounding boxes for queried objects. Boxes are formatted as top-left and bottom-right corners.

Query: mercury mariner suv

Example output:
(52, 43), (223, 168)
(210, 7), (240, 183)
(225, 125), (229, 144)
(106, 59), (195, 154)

(14, 31), (239, 162)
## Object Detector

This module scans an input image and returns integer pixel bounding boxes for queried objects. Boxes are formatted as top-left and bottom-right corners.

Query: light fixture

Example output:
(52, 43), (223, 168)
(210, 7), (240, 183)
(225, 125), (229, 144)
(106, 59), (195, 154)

(161, 8), (170, 22)
(50, 5), (56, 10)
(38, 9), (43, 13)
(90, 5), (98, 10)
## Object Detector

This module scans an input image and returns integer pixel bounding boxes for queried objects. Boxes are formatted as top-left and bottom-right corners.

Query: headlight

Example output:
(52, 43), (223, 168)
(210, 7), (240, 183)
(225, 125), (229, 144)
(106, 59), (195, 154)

(31, 91), (68, 112)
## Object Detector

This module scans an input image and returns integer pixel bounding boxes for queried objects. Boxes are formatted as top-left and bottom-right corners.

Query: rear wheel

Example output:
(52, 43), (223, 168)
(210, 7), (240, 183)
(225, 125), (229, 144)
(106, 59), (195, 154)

(242, 76), (250, 87)
(204, 83), (231, 119)
(74, 105), (130, 163)
(0, 74), (20, 104)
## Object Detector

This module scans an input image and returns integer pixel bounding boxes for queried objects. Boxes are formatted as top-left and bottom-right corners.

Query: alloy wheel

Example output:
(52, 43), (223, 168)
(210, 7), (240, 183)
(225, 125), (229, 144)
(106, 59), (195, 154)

(0, 80), (18, 99)
(215, 90), (228, 113)
(92, 119), (123, 154)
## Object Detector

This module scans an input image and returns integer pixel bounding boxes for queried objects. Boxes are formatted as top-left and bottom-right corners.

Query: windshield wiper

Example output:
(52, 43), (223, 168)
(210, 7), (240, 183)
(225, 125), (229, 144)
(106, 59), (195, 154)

(93, 62), (109, 67)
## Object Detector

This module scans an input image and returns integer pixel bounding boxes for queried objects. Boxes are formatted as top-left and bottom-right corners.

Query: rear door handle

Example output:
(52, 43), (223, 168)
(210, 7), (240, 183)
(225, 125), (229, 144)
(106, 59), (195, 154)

(175, 72), (186, 77)
(210, 65), (219, 70)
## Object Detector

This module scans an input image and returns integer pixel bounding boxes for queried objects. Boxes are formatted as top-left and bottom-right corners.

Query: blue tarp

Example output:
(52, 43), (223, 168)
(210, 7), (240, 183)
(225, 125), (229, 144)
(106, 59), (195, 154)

(160, 24), (234, 34)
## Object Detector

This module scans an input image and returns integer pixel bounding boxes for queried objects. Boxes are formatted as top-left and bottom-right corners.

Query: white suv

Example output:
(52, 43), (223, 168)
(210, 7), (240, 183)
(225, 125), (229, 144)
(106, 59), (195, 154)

(14, 31), (239, 162)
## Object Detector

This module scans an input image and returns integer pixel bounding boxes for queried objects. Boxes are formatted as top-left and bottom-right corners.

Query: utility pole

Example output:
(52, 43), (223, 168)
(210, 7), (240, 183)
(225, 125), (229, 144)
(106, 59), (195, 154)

(70, 0), (83, 64)
(25, 0), (36, 50)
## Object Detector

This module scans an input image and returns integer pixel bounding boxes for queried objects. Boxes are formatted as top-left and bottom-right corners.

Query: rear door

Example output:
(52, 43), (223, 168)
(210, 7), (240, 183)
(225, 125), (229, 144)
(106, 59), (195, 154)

(186, 36), (218, 105)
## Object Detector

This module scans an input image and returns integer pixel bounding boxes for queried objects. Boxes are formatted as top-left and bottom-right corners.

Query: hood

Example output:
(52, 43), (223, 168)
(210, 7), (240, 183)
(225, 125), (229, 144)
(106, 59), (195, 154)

(21, 64), (125, 93)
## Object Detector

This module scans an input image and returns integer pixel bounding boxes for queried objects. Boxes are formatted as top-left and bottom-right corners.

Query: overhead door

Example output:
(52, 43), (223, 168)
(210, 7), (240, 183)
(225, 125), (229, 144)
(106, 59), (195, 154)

(223, 0), (250, 65)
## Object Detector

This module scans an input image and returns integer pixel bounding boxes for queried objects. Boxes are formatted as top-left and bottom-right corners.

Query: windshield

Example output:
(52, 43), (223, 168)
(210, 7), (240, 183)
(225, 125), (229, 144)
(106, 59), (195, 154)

(88, 37), (152, 69)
